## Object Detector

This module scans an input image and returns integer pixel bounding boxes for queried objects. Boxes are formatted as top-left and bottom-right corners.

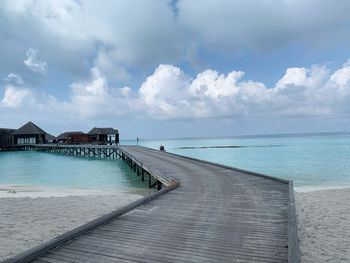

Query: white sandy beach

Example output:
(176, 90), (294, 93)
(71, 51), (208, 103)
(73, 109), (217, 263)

(0, 185), (150, 262)
(295, 187), (350, 263)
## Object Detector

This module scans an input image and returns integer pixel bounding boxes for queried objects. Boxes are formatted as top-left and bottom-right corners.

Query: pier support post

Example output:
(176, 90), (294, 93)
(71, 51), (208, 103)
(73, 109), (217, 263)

(148, 173), (151, 188)
(157, 180), (162, 190)
(141, 169), (145, 181)
(150, 179), (161, 189)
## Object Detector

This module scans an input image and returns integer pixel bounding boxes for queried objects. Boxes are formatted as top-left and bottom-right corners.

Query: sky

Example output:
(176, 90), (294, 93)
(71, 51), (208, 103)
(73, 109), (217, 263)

(1, 0), (350, 139)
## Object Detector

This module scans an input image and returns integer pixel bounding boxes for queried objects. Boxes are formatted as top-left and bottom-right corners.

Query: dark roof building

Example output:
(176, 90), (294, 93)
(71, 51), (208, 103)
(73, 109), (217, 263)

(57, 131), (84, 142)
(12, 121), (47, 135)
(66, 133), (89, 144)
(45, 133), (57, 143)
(88, 128), (119, 135)
(0, 128), (15, 146)
(12, 121), (47, 144)
(88, 127), (119, 144)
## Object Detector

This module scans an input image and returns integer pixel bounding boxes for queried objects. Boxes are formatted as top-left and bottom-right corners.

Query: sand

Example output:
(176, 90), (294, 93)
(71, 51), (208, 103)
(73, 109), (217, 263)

(0, 185), (149, 262)
(295, 187), (350, 263)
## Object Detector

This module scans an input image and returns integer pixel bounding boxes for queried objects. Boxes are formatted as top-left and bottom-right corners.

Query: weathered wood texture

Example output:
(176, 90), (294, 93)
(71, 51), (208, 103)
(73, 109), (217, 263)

(3, 145), (299, 263)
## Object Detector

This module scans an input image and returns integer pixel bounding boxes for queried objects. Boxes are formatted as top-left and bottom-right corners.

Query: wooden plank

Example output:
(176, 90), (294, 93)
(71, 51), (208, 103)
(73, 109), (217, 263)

(46, 249), (142, 263)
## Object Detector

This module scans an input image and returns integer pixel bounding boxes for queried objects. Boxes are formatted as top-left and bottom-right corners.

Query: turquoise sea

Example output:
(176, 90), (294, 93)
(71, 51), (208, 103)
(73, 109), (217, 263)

(124, 133), (350, 188)
(0, 151), (148, 189)
(1, 133), (350, 189)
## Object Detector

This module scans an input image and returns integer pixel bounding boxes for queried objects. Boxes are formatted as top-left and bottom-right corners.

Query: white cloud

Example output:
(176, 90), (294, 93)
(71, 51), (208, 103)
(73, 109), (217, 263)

(4, 73), (23, 85)
(43, 60), (350, 121)
(24, 48), (47, 73)
(49, 67), (140, 119)
(1, 86), (30, 108)
(138, 61), (350, 119)
(2, 60), (350, 127)
(139, 65), (191, 117)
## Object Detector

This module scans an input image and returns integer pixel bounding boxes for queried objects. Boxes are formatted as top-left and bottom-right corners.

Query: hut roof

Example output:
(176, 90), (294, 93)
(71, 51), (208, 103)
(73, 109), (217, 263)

(88, 127), (119, 135)
(46, 133), (57, 140)
(0, 128), (16, 135)
(12, 121), (47, 135)
(57, 131), (84, 140)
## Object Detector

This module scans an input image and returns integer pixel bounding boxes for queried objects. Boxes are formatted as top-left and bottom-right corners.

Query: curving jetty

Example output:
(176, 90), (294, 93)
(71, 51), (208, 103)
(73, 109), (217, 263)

(3, 145), (299, 263)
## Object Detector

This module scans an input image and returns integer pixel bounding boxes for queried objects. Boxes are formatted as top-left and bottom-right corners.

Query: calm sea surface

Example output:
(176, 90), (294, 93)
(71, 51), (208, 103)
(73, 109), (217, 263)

(1, 133), (349, 188)
(124, 133), (350, 188)
(0, 151), (148, 189)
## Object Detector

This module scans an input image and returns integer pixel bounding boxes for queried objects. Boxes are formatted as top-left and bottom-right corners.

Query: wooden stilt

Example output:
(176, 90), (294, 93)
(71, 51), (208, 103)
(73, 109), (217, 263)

(157, 180), (162, 190)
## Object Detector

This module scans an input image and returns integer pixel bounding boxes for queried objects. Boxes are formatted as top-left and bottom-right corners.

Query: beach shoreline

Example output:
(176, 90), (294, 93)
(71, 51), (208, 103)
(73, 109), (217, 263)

(295, 183), (350, 193)
(0, 185), (148, 262)
(0, 184), (154, 198)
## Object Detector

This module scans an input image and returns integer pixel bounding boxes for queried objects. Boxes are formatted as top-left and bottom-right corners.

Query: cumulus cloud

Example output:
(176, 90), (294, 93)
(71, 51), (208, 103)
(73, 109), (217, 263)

(0, 86), (30, 108)
(40, 60), (350, 121)
(2, 60), (350, 135)
(49, 67), (139, 119)
(1, 72), (33, 108)
(24, 48), (47, 73)
(144, 62), (349, 119)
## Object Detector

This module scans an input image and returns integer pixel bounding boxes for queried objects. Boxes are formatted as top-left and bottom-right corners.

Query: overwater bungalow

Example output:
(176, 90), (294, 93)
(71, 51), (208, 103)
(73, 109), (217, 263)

(12, 121), (47, 145)
(66, 132), (89, 144)
(57, 131), (86, 144)
(1, 122), (120, 147)
(88, 127), (119, 144)
(0, 128), (15, 146)
(46, 134), (57, 144)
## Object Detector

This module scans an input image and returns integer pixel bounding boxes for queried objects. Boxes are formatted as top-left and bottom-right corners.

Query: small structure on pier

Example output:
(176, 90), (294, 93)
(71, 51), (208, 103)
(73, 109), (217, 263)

(0, 128), (15, 146)
(88, 127), (119, 144)
(57, 131), (86, 144)
(12, 121), (47, 145)
(45, 134), (57, 144)
(1, 122), (120, 147)
(66, 132), (89, 144)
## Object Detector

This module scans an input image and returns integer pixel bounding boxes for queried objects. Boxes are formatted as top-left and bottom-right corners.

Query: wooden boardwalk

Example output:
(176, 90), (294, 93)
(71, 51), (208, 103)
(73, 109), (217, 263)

(3, 145), (299, 263)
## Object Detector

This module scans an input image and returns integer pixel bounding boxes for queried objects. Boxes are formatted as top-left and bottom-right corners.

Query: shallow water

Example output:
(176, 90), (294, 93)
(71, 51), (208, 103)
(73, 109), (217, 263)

(0, 151), (148, 189)
(1, 133), (349, 188)
(123, 133), (350, 187)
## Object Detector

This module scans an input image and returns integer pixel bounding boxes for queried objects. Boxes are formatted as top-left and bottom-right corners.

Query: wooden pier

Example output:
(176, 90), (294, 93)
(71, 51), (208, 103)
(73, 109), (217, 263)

(3, 144), (299, 263)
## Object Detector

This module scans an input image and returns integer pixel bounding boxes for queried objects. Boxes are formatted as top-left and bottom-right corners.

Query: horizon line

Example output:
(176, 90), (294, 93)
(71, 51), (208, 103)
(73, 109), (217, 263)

(121, 131), (350, 141)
